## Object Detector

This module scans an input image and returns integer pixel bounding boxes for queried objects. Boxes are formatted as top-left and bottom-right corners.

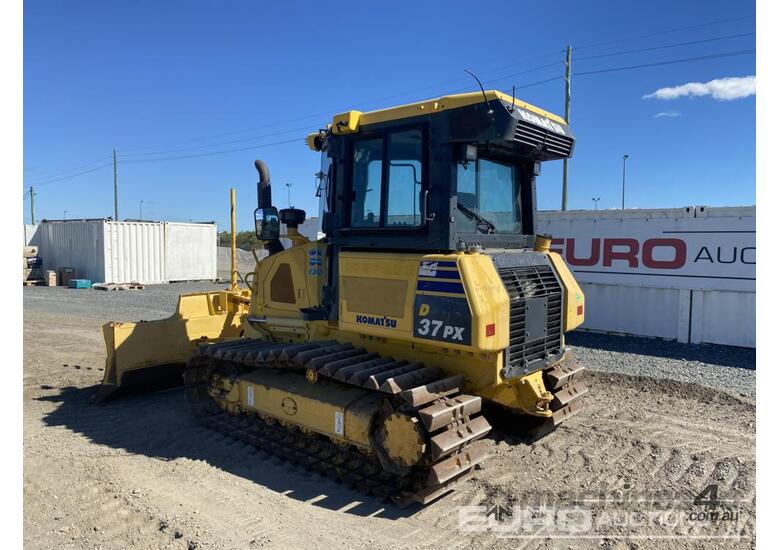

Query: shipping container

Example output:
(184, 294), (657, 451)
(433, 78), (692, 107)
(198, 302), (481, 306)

(40, 220), (217, 285)
(24, 224), (41, 247)
(538, 206), (755, 348)
(165, 222), (218, 281)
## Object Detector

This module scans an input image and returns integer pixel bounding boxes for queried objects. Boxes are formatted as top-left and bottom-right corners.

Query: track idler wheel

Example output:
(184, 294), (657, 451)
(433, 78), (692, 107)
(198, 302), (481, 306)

(371, 400), (427, 476)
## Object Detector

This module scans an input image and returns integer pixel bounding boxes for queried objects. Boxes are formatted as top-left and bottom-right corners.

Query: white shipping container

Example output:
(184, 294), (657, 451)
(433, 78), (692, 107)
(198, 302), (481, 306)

(24, 224), (41, 247)
(40, 220), (216, 285)
(538, 206), (756, 348)
(104, 221), (166, 284)
(165, 222), (218, 281)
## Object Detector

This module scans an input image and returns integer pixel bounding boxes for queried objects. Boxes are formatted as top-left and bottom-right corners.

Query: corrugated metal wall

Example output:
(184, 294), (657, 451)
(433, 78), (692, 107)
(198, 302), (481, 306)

(24, 224), (41, 247)
(39, 220), (216, 285)
(41, 221), (106, 283)
(164, 222), (217, 281)
(103, 222), (166, 284)
(538, 206), (755, 348)
(691, 290), (755, 347)
(578, 284), (690, 342)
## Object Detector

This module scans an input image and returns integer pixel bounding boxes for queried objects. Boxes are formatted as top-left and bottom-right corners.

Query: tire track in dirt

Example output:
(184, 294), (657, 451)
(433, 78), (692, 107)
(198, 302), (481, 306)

(24, 300), (755, 549)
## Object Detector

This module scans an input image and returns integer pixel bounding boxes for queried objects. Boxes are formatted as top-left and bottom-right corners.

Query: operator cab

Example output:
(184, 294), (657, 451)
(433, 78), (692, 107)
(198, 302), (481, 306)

(309, 90), (575, 252)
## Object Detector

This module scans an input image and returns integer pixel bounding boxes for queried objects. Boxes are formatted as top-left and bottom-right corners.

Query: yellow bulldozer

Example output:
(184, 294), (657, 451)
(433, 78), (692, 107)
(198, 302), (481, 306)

(97, 89), (588, 506)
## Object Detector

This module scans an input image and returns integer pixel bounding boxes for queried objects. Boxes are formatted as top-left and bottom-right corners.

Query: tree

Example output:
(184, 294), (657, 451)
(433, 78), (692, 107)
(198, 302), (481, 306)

(218, 230), (260, 251)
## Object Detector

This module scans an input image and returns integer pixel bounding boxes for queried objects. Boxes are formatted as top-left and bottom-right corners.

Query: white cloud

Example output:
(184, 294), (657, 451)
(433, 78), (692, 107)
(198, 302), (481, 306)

(643, 76), (755, 101)
(653, 111), (682, 118)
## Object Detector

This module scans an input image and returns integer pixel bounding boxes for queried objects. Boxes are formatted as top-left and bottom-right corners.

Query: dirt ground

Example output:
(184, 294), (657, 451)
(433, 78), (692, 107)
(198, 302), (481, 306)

(23, 286), (755, 549)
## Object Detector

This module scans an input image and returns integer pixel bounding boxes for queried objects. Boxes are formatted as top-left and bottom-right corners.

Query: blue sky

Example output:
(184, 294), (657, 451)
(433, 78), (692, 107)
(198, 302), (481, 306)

(23, 0), (756, 231)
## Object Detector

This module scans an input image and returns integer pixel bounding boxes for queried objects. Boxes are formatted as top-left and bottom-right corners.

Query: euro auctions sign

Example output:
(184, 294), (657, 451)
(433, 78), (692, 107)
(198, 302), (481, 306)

(537, 206), (755, 292)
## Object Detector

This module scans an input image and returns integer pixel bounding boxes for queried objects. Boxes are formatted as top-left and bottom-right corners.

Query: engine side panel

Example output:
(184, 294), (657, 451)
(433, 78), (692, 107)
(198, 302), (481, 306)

(337, 251), (509, 353)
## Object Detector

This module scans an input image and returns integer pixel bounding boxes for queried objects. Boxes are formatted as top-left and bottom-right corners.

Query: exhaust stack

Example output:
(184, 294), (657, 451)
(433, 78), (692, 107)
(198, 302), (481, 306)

(255, 159), (272, 209)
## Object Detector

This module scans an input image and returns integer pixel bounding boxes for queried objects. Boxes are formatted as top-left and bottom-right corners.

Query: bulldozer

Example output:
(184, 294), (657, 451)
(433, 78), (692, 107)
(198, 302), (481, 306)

(97, 89), (588, 506)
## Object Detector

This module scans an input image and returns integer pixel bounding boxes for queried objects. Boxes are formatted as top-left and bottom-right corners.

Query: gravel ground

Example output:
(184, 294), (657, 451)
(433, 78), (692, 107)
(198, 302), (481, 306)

(23, 284), (756, 549)
(23, 282), (756, 398)
(568, 331), (756, 398)
(216, 247), (256, 281)
(23, 281), (226, 322)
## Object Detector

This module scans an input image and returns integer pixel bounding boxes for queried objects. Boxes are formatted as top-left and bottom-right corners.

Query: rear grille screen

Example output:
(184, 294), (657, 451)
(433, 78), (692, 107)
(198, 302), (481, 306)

(498, 265), (563, 372)
(513, 121), (574, 159)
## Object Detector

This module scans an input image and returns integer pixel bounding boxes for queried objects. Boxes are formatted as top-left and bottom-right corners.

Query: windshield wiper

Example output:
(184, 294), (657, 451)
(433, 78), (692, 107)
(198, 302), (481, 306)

(457, 202), (496, 234)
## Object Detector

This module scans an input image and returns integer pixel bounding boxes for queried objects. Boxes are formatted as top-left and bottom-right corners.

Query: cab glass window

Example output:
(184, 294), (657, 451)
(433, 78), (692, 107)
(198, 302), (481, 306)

(349, 129), (424, 229)
(387, 130), (423, 227)
(456, 158), (521, 234)
(350, 138), (383, 227)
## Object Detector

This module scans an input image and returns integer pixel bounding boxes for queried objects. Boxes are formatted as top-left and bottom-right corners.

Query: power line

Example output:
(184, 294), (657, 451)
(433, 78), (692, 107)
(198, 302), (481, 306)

(118, 59), (568, 163)
(117, 112), (333, 155)
(573, 48), (755, 76)
(117, 34), (753, 162)
(25, 15), (757, 175)
(118, 53), (570, 156)
(23, 154), (112, 183)
(576, 32), (755, 61)
(574, 13), (755, 51)
(26, 162), (113, 186)
(121, 136), (304, 164)
(120, 123), (317, 158)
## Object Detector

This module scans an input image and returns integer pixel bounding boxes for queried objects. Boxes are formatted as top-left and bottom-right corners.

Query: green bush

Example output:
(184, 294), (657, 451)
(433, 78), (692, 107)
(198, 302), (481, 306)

(218, 231), (260, 251)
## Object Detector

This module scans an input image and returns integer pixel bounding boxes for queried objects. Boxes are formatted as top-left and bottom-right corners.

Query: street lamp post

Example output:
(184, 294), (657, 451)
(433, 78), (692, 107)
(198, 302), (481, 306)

(63, 210), (67, 220)
(622, 154), (629, 210)
(592, 197), (601, 210)
(139, 200), (144, 220)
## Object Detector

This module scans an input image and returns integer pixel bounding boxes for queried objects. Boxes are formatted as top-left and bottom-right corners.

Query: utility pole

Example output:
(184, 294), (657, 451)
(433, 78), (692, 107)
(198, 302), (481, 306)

(592, 197), (600, 210)
(561, 45), (572, 211)
(621, 154), (629, 209)
(139, 200), (144, 220)
(113, 148), (119, 221)
(29, 186), (35, 225)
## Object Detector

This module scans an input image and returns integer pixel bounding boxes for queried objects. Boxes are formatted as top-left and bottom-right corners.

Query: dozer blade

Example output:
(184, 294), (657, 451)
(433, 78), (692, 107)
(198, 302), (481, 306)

(96, 289), (250, 402)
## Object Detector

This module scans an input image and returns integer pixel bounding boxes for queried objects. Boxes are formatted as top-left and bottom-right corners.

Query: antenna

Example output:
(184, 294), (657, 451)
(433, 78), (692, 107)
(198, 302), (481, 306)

(464, 68), (493, 115)
(511, 85), (516, 112)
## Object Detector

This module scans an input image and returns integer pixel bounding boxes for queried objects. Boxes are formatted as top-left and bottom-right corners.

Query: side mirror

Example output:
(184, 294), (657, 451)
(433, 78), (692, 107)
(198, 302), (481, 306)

(255, 207), (280, 240)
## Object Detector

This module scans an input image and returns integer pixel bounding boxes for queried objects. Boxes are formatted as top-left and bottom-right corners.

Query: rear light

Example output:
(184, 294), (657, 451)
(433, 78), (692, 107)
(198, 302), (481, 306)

(486, 323), (496, 337)
(576, 305), (583, 316)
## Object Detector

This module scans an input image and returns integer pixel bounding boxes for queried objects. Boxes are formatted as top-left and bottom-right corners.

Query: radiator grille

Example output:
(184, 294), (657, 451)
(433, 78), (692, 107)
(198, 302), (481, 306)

(498, 265), (563, 372)
(513, 121), (574, 159)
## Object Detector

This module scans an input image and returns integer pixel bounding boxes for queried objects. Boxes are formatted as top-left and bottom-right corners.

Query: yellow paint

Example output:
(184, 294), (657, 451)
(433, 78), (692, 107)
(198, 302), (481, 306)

(238, 369), (382, 451)
(100, 289), (251, 392)
(481, 370), (553, 417)
(546, 252), (585, 332)
(328, 90), (566, 135)
(103, 241), (584, 418)
(331, 110), (362, 135)
(381, 413), (426, 466)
